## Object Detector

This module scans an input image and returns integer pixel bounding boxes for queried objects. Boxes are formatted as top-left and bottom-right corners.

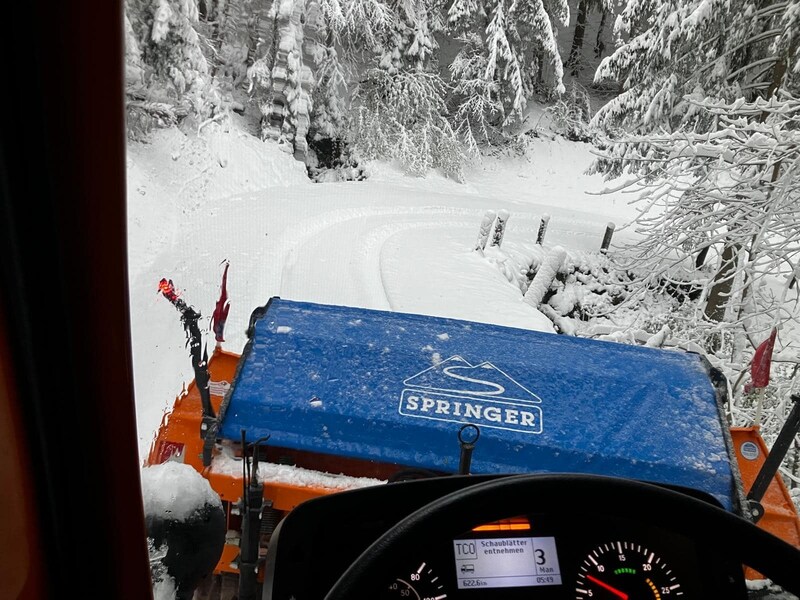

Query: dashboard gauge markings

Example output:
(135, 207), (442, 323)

(576, 541), (683, 599)
(386, 562), (447, 599)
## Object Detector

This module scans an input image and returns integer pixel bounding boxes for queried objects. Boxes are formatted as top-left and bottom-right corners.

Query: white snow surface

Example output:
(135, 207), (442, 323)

(211, 452), (387, 489)
(141, 461), (222, 520)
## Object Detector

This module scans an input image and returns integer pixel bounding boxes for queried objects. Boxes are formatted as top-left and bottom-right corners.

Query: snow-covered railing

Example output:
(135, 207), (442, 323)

(474, 209), (615, 254)
(473, 210), (624, 336)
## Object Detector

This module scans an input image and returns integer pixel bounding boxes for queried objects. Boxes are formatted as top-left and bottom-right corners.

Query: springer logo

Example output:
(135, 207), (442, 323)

(399, 356), (543, 434)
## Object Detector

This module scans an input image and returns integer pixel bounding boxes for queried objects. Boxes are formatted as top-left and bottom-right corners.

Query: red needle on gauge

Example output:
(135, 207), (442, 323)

(586, 574), (629, 600)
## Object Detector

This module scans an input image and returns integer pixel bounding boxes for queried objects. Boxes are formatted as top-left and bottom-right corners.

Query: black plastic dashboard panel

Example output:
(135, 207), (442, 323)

(262, 474), (746, 600)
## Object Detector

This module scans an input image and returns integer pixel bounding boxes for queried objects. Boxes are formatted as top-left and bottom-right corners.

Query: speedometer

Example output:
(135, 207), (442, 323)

(576, 541), (683, 599)
(385, 561), (448, 600)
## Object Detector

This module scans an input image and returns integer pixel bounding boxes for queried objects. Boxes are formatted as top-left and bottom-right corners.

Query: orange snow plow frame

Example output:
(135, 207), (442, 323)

(147, 349), (800, 581)
(146, 348), (392, 577)
(730, 426), (800, 580)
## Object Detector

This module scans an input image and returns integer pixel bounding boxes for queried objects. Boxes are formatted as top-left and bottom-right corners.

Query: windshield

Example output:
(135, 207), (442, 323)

(122, 0), (800, 598)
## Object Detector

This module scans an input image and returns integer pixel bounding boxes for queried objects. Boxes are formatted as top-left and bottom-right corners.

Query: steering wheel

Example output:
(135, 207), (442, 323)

(323, 473), (800, 599)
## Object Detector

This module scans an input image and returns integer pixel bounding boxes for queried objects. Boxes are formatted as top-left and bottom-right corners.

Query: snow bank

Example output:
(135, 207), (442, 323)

(126, 114), (309, 275)
(212, 453), (386, 490)
(127, 114), (309, 200)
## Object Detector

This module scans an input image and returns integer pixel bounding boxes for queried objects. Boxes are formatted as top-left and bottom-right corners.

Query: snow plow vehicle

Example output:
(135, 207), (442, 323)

(146, 284), (800, 600)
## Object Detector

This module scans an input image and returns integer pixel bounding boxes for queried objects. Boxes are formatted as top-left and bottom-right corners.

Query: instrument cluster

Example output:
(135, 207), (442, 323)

(262, 475), (746, 600)
(380, 513), (735, 599)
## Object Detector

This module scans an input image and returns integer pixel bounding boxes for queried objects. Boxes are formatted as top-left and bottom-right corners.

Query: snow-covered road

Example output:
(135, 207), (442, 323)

(126, 123), (635, 463)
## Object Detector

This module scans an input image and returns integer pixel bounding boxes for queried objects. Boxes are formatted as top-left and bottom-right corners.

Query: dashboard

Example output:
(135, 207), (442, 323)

(262, 474), (747, 599)
(385, 515), (719, 599)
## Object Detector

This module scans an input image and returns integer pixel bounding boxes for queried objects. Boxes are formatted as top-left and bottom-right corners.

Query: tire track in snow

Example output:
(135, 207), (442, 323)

(358, 218), (481, 311)
(274, 206), (485, 309)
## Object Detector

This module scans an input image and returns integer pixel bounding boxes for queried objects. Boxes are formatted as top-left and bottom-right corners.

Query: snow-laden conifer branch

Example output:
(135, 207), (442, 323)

(319, 0), (397, 53)
(592, 0), (800, 135)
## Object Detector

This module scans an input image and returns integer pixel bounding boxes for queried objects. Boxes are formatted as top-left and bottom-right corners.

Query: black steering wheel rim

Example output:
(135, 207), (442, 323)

(323, 473), (800, 599)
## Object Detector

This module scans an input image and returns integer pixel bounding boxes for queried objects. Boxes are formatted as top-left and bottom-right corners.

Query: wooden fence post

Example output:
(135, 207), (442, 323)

(475, 210), (497, 253)
(489, 209), (510, 248)
(600, 222), (615, 254)
(537, 214), (550, 245)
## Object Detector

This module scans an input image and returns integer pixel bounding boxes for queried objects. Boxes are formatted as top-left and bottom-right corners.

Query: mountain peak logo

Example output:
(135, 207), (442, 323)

(404, 355), (541, 404)
(399, 356), (543, 434)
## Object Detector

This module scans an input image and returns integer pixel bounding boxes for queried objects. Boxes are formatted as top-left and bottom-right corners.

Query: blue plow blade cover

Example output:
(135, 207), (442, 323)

(218, 298), (739, 511)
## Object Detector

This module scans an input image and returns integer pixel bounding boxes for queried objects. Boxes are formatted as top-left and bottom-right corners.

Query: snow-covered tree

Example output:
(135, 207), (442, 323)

(446, 0), (569, 129)
(248, 0), (404, 161)
(546, 79), (593, 140)
(124, 0), (228, 140)
(447, 0), (484, 32)
(449, 33), (503, 150)
(378, 0), (443, 73)
(127, 0), (219, 116)
(198, 0), (272, 91)
(124, 7), (146, 91)
(319, 0), (397, 59)
(593, 94), (800, 354)
(309, 39), (347, 142)
(349, 68), (467, 179)
(305, 10), (362, 178)
(589, 0), (800, 340)
(247, 0), (317, 158)
(592, 0), (800, 133)
(344, 0), (467, 173)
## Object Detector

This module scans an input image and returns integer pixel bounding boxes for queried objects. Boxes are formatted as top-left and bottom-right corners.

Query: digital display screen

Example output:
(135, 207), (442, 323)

(453, 536), (562, 589)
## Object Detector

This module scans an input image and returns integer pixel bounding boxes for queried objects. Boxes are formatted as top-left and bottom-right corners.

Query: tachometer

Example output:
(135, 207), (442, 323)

(385, 562), (448, 600)
(576, 541), (683, 599)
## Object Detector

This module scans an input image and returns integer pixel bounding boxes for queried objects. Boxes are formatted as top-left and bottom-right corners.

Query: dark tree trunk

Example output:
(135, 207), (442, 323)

(695, 245), (710, 269)
(567, 0), (589, 76)
(594, 8), (607, 58)
(705, 242), (739, 322)
(210, 0), (222, 42)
